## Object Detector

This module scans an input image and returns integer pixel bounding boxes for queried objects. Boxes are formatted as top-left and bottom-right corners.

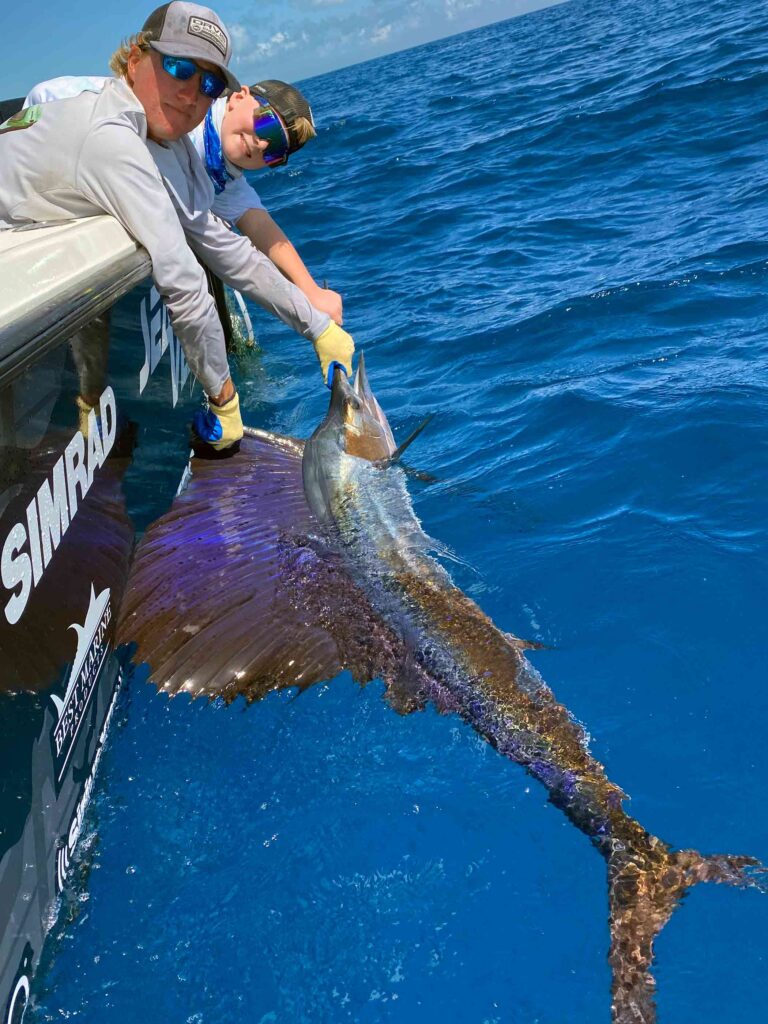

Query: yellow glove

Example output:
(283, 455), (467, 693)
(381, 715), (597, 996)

(76, 395), (95, 437)
(313, 321), (354, 386)
(192, 392), (243, 453)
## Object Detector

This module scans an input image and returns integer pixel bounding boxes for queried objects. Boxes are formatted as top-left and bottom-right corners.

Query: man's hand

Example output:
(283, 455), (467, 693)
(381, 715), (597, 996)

(192, 390), (243, 454)
(313, 322), (354, 386)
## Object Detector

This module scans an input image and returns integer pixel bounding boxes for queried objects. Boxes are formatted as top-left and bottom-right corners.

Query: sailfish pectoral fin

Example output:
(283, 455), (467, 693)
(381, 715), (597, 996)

(117, 433), (362, 700)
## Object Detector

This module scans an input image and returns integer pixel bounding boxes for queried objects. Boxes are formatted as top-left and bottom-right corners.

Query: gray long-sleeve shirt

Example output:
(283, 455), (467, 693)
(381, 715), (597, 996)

(0, 79), (329, 396)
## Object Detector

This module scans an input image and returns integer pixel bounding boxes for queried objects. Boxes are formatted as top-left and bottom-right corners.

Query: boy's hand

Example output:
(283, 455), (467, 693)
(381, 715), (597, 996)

(309, 285), (343, 326)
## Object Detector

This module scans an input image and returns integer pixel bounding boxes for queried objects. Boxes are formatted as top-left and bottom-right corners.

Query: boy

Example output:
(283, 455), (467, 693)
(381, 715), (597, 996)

(193, 81), (343, 325)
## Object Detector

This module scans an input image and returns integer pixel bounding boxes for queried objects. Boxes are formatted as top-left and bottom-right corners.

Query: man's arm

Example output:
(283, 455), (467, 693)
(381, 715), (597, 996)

(25, 76), (109, 107)
(235, 207), (343, 325)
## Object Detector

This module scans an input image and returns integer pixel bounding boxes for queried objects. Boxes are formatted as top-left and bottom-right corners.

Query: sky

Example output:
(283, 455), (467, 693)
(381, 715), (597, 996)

(0, 0), (560, 99)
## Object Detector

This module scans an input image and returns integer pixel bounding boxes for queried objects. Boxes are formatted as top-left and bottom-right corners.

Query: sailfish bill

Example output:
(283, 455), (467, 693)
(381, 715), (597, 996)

(117, 355), (765, 1024)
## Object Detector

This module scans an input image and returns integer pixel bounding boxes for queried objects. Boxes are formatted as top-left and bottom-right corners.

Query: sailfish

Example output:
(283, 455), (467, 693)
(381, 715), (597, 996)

(118, 357), (765, 1023)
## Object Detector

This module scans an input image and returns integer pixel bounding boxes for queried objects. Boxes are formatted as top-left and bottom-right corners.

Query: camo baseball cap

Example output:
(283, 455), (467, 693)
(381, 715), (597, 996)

(142, 2), (241, 93)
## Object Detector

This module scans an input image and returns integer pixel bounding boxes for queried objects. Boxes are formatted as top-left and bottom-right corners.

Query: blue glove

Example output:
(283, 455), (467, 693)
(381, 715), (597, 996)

(192, 392), (243, 453)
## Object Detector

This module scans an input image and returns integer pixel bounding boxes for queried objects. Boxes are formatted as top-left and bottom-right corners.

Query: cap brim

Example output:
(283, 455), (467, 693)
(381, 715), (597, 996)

(150, 41), (241, 93)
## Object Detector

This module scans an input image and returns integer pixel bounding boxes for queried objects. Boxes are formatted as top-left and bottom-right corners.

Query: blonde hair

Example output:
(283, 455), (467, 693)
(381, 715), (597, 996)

(109, 30), (153, 78)
(292, 116), (316, 147)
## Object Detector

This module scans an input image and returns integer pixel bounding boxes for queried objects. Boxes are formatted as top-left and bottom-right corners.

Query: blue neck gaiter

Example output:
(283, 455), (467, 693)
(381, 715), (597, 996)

(203, 108), (234, 195)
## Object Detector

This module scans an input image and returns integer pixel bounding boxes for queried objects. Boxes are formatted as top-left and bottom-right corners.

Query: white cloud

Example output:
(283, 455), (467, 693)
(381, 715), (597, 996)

(370, 23), (393, 44)
(232, 29), (300, 62)
(444, 0), (484, 20)
(223, 0), (562, 84)
(228, 22), (251, 47)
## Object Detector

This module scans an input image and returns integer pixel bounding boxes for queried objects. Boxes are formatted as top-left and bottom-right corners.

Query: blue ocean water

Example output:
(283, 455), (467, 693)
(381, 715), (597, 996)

(30, 0), (768, 1020)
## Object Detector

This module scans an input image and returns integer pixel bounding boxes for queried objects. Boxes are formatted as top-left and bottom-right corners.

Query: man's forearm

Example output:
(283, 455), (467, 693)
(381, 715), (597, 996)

(211, 376), (235, 405)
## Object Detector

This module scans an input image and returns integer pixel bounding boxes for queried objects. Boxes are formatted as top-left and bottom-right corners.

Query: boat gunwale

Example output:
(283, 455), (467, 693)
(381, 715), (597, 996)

(0, 246), (151, 388)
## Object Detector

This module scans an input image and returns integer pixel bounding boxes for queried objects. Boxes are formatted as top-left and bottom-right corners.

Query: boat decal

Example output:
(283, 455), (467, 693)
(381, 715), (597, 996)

(50, 585), (112, 788)
(3, 943), (33, 1024)
(55, 664), (121, 894)
(0, 387), (117, 626)
(138, 286), (190, 407)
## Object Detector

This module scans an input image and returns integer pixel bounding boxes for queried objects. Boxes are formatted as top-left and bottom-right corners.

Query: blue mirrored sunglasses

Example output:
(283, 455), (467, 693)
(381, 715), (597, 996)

(161, 55), (227, 100)
(252, 102), (290, 166)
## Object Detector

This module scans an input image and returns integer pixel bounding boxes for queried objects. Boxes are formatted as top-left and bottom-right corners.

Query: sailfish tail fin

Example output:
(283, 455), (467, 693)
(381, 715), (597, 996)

(607, 840), (766, 1024)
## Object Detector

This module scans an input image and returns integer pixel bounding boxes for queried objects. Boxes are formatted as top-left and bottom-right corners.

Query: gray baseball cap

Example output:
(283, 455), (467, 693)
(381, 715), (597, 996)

(142, 3), (241, 93)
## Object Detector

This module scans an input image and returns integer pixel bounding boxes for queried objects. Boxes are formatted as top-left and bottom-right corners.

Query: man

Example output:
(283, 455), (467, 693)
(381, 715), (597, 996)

(0, 3), (353, 452)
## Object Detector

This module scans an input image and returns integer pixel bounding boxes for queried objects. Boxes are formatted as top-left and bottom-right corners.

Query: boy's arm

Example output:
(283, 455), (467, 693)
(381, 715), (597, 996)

(235, 207), (343, 325)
